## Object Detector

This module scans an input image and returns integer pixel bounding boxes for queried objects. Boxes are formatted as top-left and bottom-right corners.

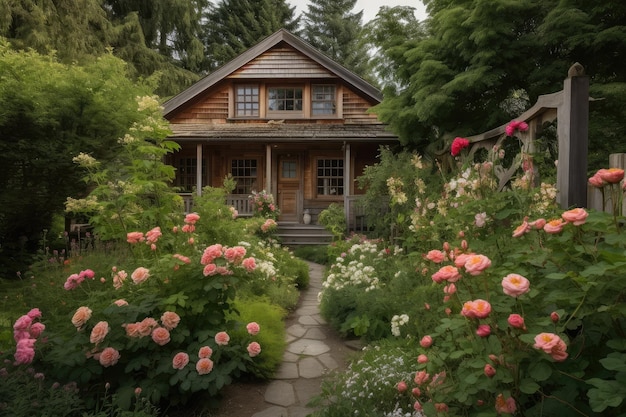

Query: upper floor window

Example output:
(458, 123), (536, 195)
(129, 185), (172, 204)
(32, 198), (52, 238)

(312, 85), (336, 115)
(236, 85), (259, 117)
(268, 87), (303, 112)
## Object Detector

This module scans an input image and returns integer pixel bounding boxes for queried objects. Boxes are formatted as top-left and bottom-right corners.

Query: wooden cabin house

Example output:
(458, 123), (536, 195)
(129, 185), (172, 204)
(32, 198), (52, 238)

(163, 29), (398, 229)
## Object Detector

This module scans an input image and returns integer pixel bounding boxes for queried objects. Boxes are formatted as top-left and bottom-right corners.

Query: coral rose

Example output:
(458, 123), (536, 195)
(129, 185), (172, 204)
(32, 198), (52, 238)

(246, 322), (260, 335)
(425, 250), (446, 263)
(247, 342), (262, 357)
(131, 267), (150, 284)
(145, 227), (162, 243)
(501, 273), (530, 297)
(151, 327), (171, 346)
(172, 352), (189, 370)
(417, 354), (428, 364)
(543, 219), (565, 234)
(126, 232), (144, 244)
(495, 394), (516, 414)
(561, 208), (588, 226)
(215, 331), (230, 346)
(597, 168), (625, 184)
(464, 255), (492, 276)
(397, 381), (407, 392)
(89, 321), (110, 345)
(461, 299), (492, 319)
(431, 265), (461, 283)
(196, 358), (214, 375)
(198, 346), (213, 359)
(588, 173), (605, 188)
(512, 218), (531, 237)
(419, 335), (433, 348)
(71, 306), (92, 328)
(98, 347), (120, 367)
(184, 212), (200, 224)
(161, 311), (181, 331)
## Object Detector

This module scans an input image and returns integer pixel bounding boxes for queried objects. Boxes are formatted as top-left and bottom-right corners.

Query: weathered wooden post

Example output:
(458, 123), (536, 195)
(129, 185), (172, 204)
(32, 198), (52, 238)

(556, 63), (589, 209)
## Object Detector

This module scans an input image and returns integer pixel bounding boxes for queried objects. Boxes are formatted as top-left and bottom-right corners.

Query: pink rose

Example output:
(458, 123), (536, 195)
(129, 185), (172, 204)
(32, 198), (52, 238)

(543, 219), (565, 234)
(484, 364), (496, 378)
(501, 273), (530, 297)
(215, 331), (230, 346)
(181, 224), (195, 233)
(160, 311), (181, 331)
(29, 322), (45, 338)
(131, 267), (150, 284)
(203, 263), (217, 276)
(126, 232), (144, 244)
(443, 283), (456, 294)
(533, 333), (568, 361)
(13, 315), (32, 331)
(90, 321), (110, 345)
(113, 299), (128, 307)
(397, 381), (408, 392)
(431, 265), (461, 283)
(597, 168), (625, 184)
(27, 308), (42, 319)
(476, 324), (491, 337)
(113, 270), (127, 289)
(417, 354), (428, 364)
(172, 352), (189, 370)
(507, 314), (526, 329)
(71, 306), (92, 328)
(561, 208), (588, 226)
(454, 253), (473, 268)
(242, 257), (256, 272)
(184, 212), (200, 224)
(529, 218), (546, 230)
(80, 269), (95, 279)
(588, 173), (605, 188)
(550, 311), (560, 323)
(495, 394), (517, 414)
(512, 218), (531, 237)
(425, 250), (446, 263)
(246, 322), (260, 335)
(151, 327), (170, 346)
(505, 120), (528, 136)
(201, 244), (223, 265)
(419, 335), (433, 348)
(414, 370), (429, 385)
(98, 347), (120, 367)
(463, 255), (492, 276)
(173, 254), (191, 264)
(196, 358), (214, 375)
(138, 317), (157, 336)
(451, 137), (470, 156)
(124, 323), (142, 338)
(461, 299), (492, 319)
(15, 340), (36, 364)
(247, 342), (262, 357)
(198, 346), (213, 359)
(145, 227), (162, 243)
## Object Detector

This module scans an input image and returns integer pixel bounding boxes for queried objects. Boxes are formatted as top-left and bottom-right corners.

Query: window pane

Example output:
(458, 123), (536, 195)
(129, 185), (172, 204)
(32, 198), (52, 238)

(312, 85), (336, 115)
(231, 159), (258, 194)
(316, 159), (344, 195)
(268, 87), (303, 113)
(236, 85), (259, 117)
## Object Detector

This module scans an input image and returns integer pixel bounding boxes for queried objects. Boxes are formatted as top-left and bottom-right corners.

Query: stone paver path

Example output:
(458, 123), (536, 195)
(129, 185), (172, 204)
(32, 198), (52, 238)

(250, 262), (355, 417)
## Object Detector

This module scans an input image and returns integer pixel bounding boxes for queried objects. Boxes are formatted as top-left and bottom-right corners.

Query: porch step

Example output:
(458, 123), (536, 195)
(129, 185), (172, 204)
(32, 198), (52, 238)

(276, 223), (333, 245)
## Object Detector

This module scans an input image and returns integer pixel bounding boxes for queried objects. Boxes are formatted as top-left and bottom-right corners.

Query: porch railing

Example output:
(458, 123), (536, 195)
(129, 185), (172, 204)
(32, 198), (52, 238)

(180, 193), (254, 217)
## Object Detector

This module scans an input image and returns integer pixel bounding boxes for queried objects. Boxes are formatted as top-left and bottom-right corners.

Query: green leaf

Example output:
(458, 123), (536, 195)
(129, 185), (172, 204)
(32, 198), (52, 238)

(528, 361), (553, 381)
(600, 353), (626, 372)
(519, 378), (540, 394)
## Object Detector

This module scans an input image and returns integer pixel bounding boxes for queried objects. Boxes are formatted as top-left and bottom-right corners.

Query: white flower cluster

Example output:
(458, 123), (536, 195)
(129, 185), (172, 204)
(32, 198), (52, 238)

(323, 260), (379, 292)
(390, 314), (409, 337)
(72, 152), (98, 168)
(387, 177), (408, 205)
(65, 196), (101, 213)
(136, 95), (162, 113)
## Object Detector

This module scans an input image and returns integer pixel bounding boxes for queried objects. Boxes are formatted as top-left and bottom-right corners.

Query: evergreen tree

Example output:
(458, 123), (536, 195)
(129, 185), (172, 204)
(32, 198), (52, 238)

(203, 0), (300, 70)
(301, 0), (371, 80)
(372, 0), (626, 158)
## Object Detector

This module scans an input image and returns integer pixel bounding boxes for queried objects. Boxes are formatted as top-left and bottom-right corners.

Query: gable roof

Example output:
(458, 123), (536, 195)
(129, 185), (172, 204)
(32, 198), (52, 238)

(163, 29), (383, 117)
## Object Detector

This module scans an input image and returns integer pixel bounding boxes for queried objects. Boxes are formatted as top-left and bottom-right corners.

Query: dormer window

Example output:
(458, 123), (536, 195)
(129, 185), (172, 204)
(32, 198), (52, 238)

(236, 85), (259, 117)
(268, 87), (303, 115)
(312, 85), (336, 115)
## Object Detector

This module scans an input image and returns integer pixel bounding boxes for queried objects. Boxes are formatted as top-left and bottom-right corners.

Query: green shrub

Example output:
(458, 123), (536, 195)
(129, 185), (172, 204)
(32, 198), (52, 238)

(317, 203), (346, 240)
(229, 297), (287, 379)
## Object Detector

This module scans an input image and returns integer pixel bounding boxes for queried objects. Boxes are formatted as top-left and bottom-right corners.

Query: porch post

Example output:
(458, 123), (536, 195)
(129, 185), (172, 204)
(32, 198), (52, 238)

(265, 144), (272, 192)
(344, 142), (351, 228)
(196, 143), (202, 196)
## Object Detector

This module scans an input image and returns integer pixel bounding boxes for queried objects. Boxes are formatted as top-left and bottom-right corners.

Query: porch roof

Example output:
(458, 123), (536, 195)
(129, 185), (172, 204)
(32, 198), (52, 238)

(168, 123), (399, 143)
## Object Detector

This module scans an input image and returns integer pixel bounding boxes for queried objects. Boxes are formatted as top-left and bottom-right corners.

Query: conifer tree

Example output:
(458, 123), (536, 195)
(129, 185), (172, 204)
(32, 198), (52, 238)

(203, 0), (299, 70)
(301, 0), (371, 80)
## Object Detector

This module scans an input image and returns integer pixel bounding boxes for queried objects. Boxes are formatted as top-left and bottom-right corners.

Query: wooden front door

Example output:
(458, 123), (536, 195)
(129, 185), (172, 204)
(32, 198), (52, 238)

(277, 154), (301, 222)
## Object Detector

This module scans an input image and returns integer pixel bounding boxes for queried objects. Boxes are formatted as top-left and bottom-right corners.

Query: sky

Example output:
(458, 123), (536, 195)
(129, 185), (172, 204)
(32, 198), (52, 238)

(292, 0), (428, 23)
